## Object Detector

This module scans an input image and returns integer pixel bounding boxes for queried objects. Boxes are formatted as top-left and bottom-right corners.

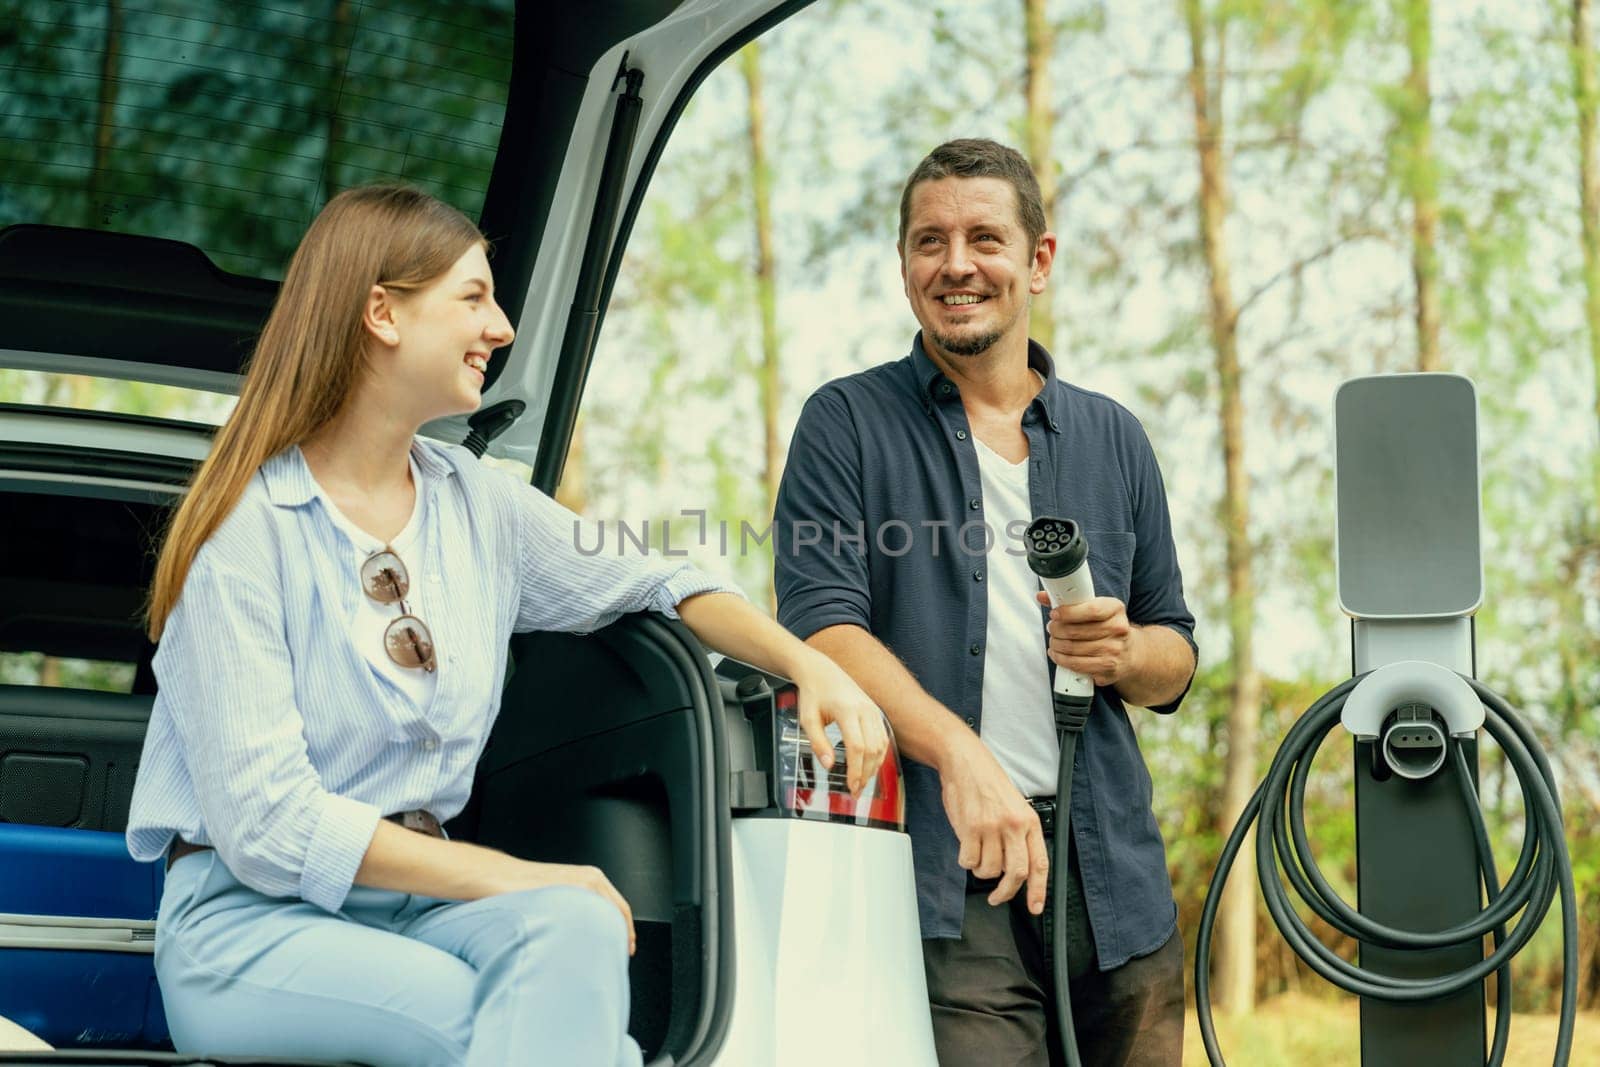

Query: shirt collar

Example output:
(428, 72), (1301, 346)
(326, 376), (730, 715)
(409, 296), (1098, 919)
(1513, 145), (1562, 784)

(262, 438), (455, 508)
(909, 331), (1063, 433)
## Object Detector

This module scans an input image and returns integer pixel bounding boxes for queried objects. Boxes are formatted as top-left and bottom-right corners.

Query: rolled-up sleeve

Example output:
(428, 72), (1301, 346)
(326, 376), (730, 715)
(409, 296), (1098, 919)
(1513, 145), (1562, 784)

(774, 389), (872, 640)
(510, 480), (739, 633)
(155, 559), (381, 912)
(1125, 425), (1198, 715)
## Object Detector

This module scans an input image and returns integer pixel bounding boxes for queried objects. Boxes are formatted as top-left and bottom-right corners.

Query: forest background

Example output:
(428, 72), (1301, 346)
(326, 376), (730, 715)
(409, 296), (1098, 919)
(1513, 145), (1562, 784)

(4, 0), (1600, 1061)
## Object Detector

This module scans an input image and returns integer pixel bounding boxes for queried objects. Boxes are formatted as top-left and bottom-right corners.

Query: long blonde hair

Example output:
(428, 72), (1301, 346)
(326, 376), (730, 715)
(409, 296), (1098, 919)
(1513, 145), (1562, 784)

(147, 185), (485, 640)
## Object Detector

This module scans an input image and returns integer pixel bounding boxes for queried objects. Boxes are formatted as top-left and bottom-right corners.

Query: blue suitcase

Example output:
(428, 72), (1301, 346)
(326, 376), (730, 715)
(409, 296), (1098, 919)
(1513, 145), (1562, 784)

(0, 822), (169, 1048)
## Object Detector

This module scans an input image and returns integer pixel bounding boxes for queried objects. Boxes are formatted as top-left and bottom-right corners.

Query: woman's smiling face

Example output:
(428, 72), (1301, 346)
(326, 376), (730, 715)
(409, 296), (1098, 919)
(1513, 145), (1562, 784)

(381, 243), (516, 422)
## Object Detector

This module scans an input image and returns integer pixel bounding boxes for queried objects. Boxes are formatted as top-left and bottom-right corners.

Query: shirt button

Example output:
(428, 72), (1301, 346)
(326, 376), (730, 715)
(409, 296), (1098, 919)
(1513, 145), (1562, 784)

(969, 644), (981, 656)
(940, 383), (953, 396)
(964, 715), (977, 728)
(973, 570), (984, 583)
(969, 499), (980, 511)
(421, 739), (438, 751)
(955, 430), (968, 441)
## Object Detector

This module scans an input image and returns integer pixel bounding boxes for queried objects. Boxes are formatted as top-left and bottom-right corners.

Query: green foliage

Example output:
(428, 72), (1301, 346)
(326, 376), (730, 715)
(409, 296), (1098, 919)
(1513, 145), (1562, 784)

(1228, 0), (1372, 146)
(1, 0), (513, 279)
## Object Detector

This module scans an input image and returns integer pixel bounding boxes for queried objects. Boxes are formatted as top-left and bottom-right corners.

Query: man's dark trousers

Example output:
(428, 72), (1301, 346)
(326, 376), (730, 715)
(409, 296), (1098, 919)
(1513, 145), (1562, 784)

(921, 827), (1185, 1066)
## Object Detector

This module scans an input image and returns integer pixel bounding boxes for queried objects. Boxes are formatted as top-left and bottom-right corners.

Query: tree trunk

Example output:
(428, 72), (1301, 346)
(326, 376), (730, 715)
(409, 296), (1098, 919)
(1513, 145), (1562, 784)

(1184, 0), (1260, 1016)
(1573, 0), (1600, 482)
(556, 416), (590, 515)
(1402, 0), (1442, 371)
(1023, 0), (1056, 353)
(742, 42), (781, 613)
(85, 0), (121, 229)
(70, 373), (95, 412)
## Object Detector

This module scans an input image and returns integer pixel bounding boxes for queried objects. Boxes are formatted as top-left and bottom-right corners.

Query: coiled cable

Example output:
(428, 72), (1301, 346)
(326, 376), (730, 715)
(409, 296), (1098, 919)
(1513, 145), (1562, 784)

(1194, 676), (1576, 1066)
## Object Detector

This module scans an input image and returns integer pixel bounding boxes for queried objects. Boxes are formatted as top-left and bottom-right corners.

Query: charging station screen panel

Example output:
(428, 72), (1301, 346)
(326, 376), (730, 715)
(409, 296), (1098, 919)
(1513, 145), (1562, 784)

(1334, 374), (1483, 619)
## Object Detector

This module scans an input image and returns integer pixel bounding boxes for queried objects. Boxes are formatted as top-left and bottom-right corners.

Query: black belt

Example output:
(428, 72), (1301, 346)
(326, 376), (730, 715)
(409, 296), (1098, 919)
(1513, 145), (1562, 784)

(1028, 794), (1056, 836)
(166, 809), (444, 871)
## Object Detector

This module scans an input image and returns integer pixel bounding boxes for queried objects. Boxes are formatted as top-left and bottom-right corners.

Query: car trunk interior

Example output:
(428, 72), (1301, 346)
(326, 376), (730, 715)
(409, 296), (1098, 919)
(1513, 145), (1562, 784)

(461, 622), (727, 1063)
(0, 471), (725, 1065)
(0, 1), (783, 1058)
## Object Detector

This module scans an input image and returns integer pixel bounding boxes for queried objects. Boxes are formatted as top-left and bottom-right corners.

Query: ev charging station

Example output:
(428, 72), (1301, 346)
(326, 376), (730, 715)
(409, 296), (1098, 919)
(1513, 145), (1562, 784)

(1195, 373), (1578, 1066)
(1338, 373), (1488, 1063)
(1344, 374), (1491, 1062)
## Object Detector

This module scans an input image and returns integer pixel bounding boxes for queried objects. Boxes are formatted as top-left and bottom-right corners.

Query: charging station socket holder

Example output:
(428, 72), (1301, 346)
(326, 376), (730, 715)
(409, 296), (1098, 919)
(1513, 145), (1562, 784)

(1340, 660), (1484, 781)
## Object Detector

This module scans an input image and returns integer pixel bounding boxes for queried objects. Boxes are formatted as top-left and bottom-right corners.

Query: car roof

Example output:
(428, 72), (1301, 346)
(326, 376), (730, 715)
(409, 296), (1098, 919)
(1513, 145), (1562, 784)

(1, 0), (800, 475)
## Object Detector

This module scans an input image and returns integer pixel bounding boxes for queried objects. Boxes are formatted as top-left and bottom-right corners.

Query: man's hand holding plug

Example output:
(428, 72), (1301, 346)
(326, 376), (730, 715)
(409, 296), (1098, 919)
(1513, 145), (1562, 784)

(1035, 591), (1141, 688)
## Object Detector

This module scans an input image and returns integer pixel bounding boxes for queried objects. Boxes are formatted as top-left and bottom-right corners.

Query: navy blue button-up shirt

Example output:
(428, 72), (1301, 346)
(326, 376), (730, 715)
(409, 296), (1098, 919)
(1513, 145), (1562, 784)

(774, 334), (1197, 968)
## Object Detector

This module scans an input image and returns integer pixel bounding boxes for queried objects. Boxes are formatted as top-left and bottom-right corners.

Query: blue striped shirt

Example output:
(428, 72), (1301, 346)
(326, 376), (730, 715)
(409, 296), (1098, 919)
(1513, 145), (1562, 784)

(126, 438), (734, 913)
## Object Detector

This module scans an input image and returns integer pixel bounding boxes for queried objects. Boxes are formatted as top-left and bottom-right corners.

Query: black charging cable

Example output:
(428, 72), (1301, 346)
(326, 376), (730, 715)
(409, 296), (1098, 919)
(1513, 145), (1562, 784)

(1194, 676), (1576, 1066)
(1048, 696), (1088, 1067)
(1024, 516), (1098, 1067)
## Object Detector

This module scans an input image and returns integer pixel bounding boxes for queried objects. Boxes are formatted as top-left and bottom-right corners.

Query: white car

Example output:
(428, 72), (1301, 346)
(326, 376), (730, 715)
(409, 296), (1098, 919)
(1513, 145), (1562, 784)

(0, 1), (938, 1063)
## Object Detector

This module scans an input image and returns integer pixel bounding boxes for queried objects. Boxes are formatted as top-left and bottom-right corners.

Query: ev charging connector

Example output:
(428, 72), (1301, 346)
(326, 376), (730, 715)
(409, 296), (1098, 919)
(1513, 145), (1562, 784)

(1026, 517), (1096, 723)
(1023, 516), (1095, 1067)
(1341, 660), (1484, 781)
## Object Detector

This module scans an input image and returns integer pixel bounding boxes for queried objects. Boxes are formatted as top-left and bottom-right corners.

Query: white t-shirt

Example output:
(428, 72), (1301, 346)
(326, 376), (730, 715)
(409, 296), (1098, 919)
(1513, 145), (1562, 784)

(320, 456), (439, 714)
(974, 436), (1059, 797)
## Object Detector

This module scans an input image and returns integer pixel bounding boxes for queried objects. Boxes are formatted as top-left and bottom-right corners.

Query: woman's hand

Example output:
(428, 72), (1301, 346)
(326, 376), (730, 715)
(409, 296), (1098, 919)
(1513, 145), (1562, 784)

(789, 648), (890, 797)
(672, 591), (890, 796)
(355, 827), (636, 955)
(490, 858), (637, 956)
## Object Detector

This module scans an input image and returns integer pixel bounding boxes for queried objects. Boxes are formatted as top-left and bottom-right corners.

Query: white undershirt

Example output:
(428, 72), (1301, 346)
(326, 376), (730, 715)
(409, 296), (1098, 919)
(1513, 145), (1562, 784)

(974, 428), (1059, 797)
(320, 455), (438, 713)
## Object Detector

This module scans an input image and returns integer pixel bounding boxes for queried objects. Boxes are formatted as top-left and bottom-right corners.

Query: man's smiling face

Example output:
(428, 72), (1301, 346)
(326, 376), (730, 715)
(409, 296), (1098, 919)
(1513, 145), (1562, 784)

(899, 175), (1052, 363)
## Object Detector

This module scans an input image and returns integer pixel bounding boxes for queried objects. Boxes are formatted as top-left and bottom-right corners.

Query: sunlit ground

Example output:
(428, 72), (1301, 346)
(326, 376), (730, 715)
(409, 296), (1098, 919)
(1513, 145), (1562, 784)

(1184, 993), (1600, 1065)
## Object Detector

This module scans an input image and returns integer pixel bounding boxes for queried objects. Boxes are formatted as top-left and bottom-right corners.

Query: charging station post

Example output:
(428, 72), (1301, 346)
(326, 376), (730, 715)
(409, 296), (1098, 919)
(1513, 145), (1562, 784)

(1334, 373), (1487, 1064)
(1196, 370), (1575, 1067)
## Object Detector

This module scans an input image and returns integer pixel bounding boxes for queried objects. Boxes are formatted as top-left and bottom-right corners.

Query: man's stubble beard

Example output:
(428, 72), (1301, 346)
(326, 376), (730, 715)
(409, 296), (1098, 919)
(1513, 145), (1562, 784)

(928, 296), (1029, 359)
(930, 326), (1004, 357)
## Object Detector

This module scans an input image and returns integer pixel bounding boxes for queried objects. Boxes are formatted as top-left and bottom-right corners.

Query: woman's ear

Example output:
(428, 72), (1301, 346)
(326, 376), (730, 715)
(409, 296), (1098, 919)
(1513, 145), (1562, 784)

(362, 284), (401, 348)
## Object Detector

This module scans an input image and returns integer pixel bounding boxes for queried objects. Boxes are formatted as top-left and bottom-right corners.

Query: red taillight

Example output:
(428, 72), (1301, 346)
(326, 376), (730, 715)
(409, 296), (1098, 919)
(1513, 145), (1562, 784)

(775, 688), (905, 832)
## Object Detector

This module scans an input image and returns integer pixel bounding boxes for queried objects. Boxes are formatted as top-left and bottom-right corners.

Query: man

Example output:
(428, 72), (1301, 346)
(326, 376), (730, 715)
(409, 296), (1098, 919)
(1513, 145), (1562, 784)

(774, 139), (1198, 1066)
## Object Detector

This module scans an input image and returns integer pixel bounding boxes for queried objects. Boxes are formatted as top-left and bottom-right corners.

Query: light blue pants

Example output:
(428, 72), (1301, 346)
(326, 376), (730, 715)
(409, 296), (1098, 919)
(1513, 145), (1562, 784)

(155, 850), (644, 1067)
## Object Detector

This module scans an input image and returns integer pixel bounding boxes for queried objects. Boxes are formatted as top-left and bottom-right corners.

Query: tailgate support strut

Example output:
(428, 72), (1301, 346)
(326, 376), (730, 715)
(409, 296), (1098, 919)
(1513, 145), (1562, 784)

(533, 59), (645, 491)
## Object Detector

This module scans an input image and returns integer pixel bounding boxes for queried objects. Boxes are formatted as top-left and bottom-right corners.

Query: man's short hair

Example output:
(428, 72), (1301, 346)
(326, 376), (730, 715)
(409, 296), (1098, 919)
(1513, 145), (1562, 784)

(897, 139), (1048, 250)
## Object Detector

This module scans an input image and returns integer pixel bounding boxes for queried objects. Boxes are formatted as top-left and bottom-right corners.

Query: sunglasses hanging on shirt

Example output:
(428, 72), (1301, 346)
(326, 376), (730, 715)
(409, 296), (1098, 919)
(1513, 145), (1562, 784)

(359, 547), (437, 672)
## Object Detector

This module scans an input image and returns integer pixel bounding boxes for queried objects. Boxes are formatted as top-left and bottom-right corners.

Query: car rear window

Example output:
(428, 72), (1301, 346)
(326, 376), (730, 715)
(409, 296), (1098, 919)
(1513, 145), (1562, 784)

(1, 0), (514, 280)
(1, 369), (239, 425)
(0, 652), (135, 693)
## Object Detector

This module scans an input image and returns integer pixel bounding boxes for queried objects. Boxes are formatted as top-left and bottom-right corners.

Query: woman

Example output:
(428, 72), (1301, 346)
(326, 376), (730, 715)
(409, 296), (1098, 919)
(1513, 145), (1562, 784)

(125, 185), (887, 1067)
